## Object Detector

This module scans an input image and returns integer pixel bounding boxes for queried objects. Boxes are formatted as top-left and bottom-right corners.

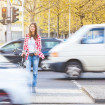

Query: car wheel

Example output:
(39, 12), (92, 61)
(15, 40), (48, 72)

(65, 61), (82, 78)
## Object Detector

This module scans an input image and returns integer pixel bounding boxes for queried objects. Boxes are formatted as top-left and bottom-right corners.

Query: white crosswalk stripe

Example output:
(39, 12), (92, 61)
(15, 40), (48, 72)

(31, 88), (94, 104)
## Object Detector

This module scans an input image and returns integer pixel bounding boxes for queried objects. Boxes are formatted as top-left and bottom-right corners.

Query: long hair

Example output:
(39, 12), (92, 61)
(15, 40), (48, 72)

(29, 23), (38, 40)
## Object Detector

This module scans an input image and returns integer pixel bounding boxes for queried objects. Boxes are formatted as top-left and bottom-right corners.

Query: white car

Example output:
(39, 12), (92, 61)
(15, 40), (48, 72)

(0, 54), (31, 105)
(41, 24), (105, 78)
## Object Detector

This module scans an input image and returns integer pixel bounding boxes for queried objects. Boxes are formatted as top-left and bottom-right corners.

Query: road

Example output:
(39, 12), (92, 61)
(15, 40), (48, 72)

(37, 71), (77, 89)
(29, 70), (105, 105)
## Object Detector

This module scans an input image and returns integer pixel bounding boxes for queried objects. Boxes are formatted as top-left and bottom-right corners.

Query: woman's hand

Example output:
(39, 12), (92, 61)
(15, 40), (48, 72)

(21, 53), (25, 57)
(34, 51), (38, 56)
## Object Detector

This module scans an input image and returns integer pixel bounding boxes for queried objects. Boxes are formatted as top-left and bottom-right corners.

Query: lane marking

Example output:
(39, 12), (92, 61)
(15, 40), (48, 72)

(72, 80), (82, 89)
(36, 88), (82, 94)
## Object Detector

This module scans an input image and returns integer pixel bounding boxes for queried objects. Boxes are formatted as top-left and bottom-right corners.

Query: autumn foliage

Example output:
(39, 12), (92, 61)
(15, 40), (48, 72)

(0, 0), (105, 38)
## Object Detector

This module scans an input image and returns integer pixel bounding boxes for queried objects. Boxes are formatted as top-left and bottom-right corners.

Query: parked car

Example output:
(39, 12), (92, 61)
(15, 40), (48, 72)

(0, 38), (62, 67)
(0, 54), (31, 105)
(41, 24), (105, 78)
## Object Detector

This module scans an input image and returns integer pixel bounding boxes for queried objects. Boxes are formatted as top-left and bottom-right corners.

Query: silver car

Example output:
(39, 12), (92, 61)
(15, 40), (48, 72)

(0, 54), (31, 105)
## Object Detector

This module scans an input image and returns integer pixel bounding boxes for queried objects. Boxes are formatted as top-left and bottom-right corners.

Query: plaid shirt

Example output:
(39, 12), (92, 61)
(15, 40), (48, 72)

(23, 34), (45, 60)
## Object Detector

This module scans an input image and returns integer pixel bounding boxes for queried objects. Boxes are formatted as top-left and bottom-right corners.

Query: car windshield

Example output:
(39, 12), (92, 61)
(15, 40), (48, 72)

(66, 26), (87, 42)
(2, 42), (22, 51)
(42, 41), (60, 49)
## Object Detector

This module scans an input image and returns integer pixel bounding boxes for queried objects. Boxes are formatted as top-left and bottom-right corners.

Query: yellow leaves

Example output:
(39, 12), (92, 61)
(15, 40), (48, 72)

(1, 0), (105, 36)
(70, 0), (105, 32)
(10, 0), (13, 4)
(36, 0), (70, 35)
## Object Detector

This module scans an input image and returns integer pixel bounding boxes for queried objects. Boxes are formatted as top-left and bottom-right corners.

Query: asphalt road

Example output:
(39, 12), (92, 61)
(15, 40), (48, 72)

(36, 70), (105, 89)
(27, 70), (105, 105)
(36, 70), (105, 91)
(37, 71), (78, 89)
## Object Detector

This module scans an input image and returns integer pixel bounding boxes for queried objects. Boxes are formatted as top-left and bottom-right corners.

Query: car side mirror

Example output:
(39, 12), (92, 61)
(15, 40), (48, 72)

(81, 38), (87, 44)
(13, 48), (22, 55)
(13, 48), (17, 53)
(0, 48), (4, 53)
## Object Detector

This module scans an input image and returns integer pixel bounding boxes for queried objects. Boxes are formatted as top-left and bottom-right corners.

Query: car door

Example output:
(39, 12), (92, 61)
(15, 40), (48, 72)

(42, 39), (61, 57)
(40, 39), (61, 66)
(79, 27), (105, 71)
(0, 41), (23, 64)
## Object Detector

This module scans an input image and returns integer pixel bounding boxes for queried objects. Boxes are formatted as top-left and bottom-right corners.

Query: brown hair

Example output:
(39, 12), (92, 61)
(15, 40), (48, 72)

(29, 23), (38, 40)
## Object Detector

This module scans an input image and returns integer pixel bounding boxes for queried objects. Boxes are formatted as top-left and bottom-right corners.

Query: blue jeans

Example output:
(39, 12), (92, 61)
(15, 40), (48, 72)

(26, 55), (39, 87)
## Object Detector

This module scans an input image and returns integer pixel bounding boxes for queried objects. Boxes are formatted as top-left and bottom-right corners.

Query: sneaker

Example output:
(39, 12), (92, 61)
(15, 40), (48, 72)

(32, 87), (37, 93)
(35, 87), (37, 90)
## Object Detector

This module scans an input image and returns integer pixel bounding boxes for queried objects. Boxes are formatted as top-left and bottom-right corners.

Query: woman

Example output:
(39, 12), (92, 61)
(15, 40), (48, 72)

(22, 23), (45, 93)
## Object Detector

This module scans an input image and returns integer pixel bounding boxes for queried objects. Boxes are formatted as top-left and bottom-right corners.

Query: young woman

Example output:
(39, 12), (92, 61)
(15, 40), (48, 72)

(22, 23), (44, 93)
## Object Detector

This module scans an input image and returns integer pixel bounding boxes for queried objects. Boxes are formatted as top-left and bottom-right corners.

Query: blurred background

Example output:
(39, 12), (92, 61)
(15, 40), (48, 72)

(0, 1), (105, 105)
(0, 0), (105, 44)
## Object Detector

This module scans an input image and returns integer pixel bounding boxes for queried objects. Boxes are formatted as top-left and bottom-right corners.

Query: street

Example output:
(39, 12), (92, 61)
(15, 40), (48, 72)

(29, 70), (105, 105)
(0, 1), (105, 105)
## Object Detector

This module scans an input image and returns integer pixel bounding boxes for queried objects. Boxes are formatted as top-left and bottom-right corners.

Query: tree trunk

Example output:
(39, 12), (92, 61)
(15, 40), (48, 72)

(80, 15), (84, 27)
(30, 14), (35, 23)
(57, 15), (59, 38)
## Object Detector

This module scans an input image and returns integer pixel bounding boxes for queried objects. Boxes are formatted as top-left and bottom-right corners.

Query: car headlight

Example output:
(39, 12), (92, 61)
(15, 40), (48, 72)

(50, 52), (58, 57)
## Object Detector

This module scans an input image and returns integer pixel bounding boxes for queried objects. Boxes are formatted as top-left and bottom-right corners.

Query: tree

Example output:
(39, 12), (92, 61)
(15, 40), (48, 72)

(70, 0), (105, 32)
(38, 0), (69, 38)
(14, 0), (55, 23)
(4, 0), (105, 37)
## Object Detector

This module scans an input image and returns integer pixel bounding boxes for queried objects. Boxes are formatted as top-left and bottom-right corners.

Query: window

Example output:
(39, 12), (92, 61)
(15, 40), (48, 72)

(2, 42), (22, 51)
(81, 28), (104, 44)
(42, 41), (60, 48)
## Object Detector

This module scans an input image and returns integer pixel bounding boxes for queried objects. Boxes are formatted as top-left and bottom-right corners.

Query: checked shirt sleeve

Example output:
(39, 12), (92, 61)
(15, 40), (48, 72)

(23, 35), (28, 54)
(37, 35), (45, 59)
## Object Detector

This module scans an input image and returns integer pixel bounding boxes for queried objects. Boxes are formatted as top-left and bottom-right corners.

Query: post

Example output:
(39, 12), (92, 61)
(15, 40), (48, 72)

(69, 0), (71, 37)
(22, 0), (24, 37)
(57, 15), (59, 38)
(7, 0), (11, 42)
(48, 0), (50, 38)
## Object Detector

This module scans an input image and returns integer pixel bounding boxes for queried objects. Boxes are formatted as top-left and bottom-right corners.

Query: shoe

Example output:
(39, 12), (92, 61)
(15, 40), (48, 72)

(32, 87), (37, 93)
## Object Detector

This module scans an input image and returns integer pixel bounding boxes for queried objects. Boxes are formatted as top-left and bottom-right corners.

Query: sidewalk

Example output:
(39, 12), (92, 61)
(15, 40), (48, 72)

(82, 85), (105, 103)
(31, 88), (93, 104)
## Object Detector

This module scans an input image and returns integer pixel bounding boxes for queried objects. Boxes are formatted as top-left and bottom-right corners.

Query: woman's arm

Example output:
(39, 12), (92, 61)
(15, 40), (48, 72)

(37, 35), (42, 52)
(22, 35), (28, 55)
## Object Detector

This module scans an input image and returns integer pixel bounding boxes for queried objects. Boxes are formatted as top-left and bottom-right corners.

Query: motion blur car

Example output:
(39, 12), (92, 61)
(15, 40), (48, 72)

(0, 54), (31, 105)
(0, 38), (62, 66)
(41, 24), (105, 78)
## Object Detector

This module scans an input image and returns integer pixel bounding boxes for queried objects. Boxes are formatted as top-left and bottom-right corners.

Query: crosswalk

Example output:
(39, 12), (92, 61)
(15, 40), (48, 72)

(31, 88), (94, 104)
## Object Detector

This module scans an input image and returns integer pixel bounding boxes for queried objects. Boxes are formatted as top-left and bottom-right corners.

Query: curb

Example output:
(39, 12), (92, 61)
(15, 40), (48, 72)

(81, 87), (105, 103)
(81, 87), (95, 103)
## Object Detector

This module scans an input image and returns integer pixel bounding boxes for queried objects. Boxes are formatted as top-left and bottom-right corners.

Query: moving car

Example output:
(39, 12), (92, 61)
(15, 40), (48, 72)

(41, 24), (105, 78)
(0, 54), (31, 105)
(0, 38), (62, 66)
